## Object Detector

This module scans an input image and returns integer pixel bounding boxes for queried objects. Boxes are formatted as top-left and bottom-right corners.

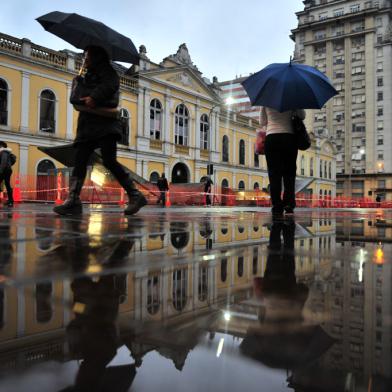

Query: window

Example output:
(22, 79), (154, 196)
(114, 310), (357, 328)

(254, 152), (259, 167)
(352, 52), (364, 62)
(237, 256), (244, 277)
(239, 139), (245, 165)
(352, 95), (365, 104)
(147, 275), (160, 315)
(198, 265), (208, 302)
(39, 89), (56, 133)
(222, 135), (229, 162)
(319, 12), (328, 20)
(377, 107), (383, 116)
(310, 157), (314, 177)
(350, 4), (360, 13)
(221, 178), (229, 188)
(150, 99), (162, 140)
(377, 121), (383, 130)
(377, 48), (383, 57)
(377, 92), (383, 101)
(199, 114), (209, 150)
(119, 108), (129, 145)
(253, 182), (260, 190)
(0, 78), (8, 125)
(376, 16), (383, 27)
(149, 171), (159, 183)
(377, 136), (383, 145)
(377, 151), (384, 160)
(377, 62), (383, 72)
(174, 104), (189, 146)
(172, 269), (187, 311)
(238, 181), (245, 190)
(351, 66), (364, 75)
(334, 8), (344, 17)
(378, 180), (386, 188)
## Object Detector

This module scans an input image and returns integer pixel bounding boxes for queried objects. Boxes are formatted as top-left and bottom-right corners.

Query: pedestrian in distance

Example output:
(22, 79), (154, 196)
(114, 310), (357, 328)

(204, 176), (213, 207)
(260, 106), (306, 216)
(53, 46), (147, 216)
(0, 141), (15, 207)
(156, 173), (169, 207)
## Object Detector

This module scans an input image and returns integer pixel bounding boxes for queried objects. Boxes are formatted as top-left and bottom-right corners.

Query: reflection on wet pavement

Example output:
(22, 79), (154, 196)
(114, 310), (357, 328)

(0, 205), (391, 391)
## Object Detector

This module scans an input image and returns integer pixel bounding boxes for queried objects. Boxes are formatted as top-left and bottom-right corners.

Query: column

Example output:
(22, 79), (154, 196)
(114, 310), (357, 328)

(232, 129), (236, 164)
(66, 81), (74, 140)
(195, 104), (201, 159)
(163, 92), (172, 155)
(20, 71), (30, 133)
(143, 89), (151, 138)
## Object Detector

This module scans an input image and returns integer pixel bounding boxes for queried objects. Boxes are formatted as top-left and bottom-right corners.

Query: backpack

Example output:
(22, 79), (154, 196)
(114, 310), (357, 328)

(9, 153), (16, 166)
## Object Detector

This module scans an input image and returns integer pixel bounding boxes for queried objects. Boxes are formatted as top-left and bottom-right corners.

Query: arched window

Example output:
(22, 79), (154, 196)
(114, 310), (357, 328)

(301, 156), (305, 175)
(253, 247), (258, 275)
(200, 114), (209, 150)
(239, 139), (245, 165)
(119, 108), (129, 145)
(238, 180), (245, 190)
(35, 282), (53, 323)
(254, 152), (259, 167)
(39, 89), (56, 133)
(310, 157), (314, 177)
(149, 171), (159, 183)
(170, 222), (189, 250)
(328, 162), (332, 179)
(175, 104), (189, 146)
(173, 269), (187, 311)
(198, 265), (208, 302)
(37, 160), (56, 201)
(222, 135), (229, 162)
(147, 274), (160, 315)
(221, 179), (229, 189)
(150, 99), (162, 140)
(237, 256), (244, 277)
(254, 182), (260, 190)
(221, 258), (227, 282)
(221, 226), (228, 235)
(0, 78), (8, 126)
(238, 225), (244, 233)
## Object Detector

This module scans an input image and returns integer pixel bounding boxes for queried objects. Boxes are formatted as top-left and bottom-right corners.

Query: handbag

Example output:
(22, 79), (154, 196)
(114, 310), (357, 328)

(291, 112), (311, 151)
(70, 75), (119, 108)
(254, 129), (266, 155)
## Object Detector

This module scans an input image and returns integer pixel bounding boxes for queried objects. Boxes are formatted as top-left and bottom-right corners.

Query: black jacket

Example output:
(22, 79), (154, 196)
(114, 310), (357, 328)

(0, 148), (12, 173)
(157, 177), (169, 191)
(74, 62), (122, 144)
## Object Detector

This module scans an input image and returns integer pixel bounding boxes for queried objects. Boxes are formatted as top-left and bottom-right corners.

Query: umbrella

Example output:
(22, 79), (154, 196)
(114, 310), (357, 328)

(240, 325), (335, 370)
(36, 11), (140, 64)
(38, 144), (148, 185)
(241, 61), (338, 112)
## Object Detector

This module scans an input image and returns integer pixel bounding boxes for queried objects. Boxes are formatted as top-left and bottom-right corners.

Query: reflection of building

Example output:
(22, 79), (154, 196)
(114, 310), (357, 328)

(0, 32), (335, 196)
(291, 1), (392, 200)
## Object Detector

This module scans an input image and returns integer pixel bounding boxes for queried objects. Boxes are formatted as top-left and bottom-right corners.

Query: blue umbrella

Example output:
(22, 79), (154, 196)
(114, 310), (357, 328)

(241, 61), (338, 112)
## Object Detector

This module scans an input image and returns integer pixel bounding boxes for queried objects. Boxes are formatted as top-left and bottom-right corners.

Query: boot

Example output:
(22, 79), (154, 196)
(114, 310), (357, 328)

(6, 188), (13, 207)
(53, 177), (83, 216)
(120, 177), (147, 215)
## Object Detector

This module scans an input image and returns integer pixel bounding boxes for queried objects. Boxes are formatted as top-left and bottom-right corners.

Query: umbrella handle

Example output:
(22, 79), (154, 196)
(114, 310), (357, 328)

(78, 57), (86, 76)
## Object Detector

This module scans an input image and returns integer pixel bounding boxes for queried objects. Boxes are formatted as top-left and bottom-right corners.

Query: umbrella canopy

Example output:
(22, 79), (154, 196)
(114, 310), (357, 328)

(241, 62), (338, 112)
(36, 11), (140, 64)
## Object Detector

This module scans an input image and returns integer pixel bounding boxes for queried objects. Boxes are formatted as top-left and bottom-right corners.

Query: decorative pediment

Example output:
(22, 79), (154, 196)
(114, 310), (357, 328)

(167, 72), (195, 88)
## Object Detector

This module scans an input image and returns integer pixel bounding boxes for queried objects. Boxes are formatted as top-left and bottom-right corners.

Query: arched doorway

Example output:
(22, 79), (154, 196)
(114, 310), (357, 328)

(171, 162), (189, 184)
(36, 160), (56, 201)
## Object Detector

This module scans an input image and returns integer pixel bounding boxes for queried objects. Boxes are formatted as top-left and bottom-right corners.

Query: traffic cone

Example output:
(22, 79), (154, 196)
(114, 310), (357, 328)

(118, 187), (125, 205)
(165, 191), (171, 207)
(55, 172), (63, 205)
(13, 175), (21, 203)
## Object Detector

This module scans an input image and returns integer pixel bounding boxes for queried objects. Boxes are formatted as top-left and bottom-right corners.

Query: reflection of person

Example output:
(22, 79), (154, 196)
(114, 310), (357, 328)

(204, 176), (213, 206)
(0, 141), (14, 207)
(54, 46), (146, 216)
(261, 107), (306, 215)
(376, 195), (381, 204)
(157, 173), (169, 207)
(0, 214), (13, 278)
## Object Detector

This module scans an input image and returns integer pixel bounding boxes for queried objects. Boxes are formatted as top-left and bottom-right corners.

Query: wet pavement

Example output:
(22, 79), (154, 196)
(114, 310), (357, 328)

(0, 204), (391, 392)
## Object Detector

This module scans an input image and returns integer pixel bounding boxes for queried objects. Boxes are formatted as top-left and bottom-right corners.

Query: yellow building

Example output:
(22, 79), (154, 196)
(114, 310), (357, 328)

(0, 33), (336, 198)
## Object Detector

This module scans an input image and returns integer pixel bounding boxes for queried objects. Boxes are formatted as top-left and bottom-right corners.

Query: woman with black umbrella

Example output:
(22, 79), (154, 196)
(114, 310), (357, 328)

(54, 46), (147, 216)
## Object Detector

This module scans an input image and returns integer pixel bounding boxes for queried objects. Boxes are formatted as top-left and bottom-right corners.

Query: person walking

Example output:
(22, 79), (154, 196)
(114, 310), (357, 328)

(53, 46), (146, 216)
(261, 106), (305, 215)
(156, 173), (169, 207)
(0, 141), (14, 207)
(204, 176), (213, 206)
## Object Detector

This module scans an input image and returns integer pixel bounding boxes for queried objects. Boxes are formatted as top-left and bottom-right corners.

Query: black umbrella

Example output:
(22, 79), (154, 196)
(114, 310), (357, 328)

(36, 11), (140, 64)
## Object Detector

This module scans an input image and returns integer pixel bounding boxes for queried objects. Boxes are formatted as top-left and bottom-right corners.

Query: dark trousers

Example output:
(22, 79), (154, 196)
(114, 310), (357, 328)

(0, 169), (13, 203)
(72, 136), (129, 186)
(158, 190), (166, 206)
(265, 133), (298, 211)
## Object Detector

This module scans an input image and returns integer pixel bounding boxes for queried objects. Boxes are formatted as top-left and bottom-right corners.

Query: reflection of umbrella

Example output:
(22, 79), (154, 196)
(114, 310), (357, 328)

(36, 11), (139, 64)
(240, 325), (335, 370)
(241, 62), (338, 112)
(38, 144), (148, 184)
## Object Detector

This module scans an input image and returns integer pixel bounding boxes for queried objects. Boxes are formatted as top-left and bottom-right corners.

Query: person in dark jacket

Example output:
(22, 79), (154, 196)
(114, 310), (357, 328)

(0, 141), (14, 207)
(204, 176), (213, 206)
(156, 173), (169, 207)
(53, 46), (146, 216)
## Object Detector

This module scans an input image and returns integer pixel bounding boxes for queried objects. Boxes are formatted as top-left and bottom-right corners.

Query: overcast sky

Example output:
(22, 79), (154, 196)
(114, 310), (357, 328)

(1, 0), (304, 81)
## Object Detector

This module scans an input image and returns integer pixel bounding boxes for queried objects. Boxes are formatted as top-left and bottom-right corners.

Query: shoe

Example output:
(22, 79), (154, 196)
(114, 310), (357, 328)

(53, 177), (83, 216)
(124, 191), (147, 215)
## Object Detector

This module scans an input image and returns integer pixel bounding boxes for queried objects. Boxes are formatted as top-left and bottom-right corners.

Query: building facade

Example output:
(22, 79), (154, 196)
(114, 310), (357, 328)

(0, 32), (336, 198)
(291, 0), (392, 200)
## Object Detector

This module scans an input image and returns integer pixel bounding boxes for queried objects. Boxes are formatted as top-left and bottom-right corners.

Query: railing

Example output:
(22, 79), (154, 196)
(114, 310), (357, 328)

(0, 33), (22, 54)
(30, 43), (67, 69)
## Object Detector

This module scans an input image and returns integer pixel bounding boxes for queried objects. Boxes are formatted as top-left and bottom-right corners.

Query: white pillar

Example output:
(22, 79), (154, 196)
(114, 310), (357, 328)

(19, 144), (29, 176)
(137, 87), (144, 139)
(232, 129), (236, 164)
(66, 81), (74, 140)
(143, 90), (151, 138)
(20, 71), (30, 133)
(195, 105), (201, 158)
(163, 93), (172, 155)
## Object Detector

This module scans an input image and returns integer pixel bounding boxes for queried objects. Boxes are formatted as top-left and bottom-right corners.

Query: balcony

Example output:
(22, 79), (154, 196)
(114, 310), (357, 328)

(150, 139), (162, 151)
(200, 149), (209, 159)
(175, 145), (190, 155)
